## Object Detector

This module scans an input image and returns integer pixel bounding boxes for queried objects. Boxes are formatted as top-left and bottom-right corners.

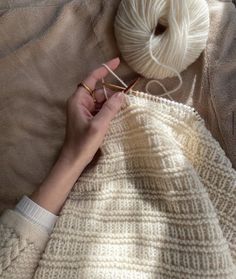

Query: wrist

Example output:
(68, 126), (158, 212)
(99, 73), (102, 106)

(59, 144), (90, 170)
(30, 147), (88, 215)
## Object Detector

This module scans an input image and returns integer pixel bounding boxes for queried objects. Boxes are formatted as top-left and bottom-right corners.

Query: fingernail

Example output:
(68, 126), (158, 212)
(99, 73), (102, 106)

(114, 92), (124, 101)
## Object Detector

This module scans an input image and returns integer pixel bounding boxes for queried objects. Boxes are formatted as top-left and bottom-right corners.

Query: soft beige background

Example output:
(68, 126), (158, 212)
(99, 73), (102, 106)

(0, 0), (235, 213)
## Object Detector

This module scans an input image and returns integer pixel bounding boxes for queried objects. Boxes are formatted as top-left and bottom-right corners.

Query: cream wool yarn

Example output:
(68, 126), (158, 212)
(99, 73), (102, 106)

(114, 0), (210, 80)
(1, 87), (236, 278)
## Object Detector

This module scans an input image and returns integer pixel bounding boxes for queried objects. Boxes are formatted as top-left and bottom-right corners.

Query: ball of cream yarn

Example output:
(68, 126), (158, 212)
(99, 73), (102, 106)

(114, 0), (209, 79)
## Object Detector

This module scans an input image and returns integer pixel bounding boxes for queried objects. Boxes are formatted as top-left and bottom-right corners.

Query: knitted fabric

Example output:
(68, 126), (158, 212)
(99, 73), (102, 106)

(0, 91), (236, 279)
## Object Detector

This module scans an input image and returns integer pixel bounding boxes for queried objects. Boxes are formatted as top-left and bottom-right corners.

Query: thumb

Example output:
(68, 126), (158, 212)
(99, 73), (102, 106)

(92, 92), (125, 128)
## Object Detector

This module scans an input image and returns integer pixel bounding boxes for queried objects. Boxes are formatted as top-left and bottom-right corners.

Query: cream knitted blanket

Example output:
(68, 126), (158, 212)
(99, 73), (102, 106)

(0, 91), (236, 279)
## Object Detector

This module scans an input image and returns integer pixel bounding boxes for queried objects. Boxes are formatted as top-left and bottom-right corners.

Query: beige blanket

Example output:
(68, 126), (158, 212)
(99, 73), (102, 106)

(0, 0), (235, 213)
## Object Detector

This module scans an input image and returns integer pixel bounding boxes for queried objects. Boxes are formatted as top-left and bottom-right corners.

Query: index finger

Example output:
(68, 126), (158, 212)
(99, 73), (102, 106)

(83, 57), (120, 90)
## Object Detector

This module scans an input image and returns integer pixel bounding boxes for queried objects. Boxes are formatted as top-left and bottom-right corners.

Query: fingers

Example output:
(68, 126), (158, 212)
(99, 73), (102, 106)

(92, 92), (125, 128)
(71, 89), (96, 113)
(71, 57), (120, 114)
(91, 89), (114, 116)
(83, 57), (120, 90)
(93, 88), (114, 103)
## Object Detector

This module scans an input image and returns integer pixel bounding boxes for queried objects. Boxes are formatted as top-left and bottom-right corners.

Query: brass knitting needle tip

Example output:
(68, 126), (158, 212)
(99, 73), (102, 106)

(101, 82), (126, 91)
(123, 77), (140, 93)
(98, 76), (140, 94)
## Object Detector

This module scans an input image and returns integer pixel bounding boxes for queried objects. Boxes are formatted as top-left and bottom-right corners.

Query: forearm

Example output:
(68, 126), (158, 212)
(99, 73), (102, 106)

(30, 147), (88, 215)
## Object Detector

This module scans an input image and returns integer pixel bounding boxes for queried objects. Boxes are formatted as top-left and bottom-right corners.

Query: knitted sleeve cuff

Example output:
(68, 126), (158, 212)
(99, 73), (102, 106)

(14, 195), (58, 234)
(0, 209), (50, 252)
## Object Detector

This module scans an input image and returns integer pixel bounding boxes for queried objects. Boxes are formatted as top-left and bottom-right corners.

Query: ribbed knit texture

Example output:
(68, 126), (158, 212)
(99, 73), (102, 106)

(0, 91), (235, 279)
(15, 195), (58, 234)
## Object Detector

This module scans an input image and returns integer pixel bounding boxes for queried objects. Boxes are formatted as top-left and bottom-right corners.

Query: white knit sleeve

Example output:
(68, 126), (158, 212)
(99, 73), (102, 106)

(14, 195), (58, 234)
(0, 196), (58, 278)
(0, 209), (50, 278)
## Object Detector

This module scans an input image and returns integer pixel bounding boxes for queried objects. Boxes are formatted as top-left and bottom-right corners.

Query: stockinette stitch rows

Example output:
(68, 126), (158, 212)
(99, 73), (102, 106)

(32, 84), (236, 278)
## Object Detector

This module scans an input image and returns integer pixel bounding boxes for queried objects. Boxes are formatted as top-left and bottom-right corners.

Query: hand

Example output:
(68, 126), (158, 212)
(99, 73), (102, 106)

(30, 57), (125, 215)
(61, 57), (125, 166)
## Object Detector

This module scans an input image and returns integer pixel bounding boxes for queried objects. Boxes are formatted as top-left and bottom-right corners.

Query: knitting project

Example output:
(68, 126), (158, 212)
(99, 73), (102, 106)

(0, 90), (236, 279)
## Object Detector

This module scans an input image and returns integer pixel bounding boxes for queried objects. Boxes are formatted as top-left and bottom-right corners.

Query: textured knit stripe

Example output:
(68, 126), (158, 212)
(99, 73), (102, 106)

(32, 92), (236, 279)
(15, 195), (58, 234)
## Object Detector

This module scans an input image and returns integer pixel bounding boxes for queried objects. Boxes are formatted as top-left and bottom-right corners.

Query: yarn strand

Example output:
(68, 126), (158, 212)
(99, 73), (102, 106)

(102, 63), (128, 88)
(145, 30), (183, 99)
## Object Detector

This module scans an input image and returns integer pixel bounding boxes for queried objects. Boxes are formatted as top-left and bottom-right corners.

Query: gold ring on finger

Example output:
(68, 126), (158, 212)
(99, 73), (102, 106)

(78, 82), (93, 95)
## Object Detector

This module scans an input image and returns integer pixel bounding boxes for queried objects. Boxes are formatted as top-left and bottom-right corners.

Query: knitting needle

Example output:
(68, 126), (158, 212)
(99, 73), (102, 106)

(101, 82), (126, 91)
(93, 77), (140, 114)
(98, 76), (140, 94)
(123, 77), (140, 93)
